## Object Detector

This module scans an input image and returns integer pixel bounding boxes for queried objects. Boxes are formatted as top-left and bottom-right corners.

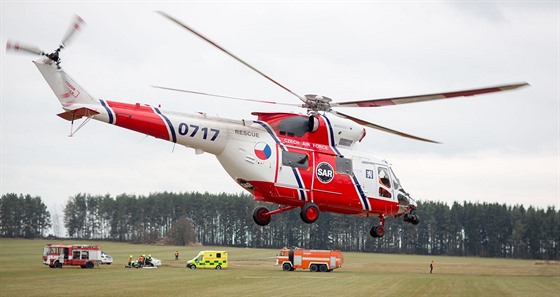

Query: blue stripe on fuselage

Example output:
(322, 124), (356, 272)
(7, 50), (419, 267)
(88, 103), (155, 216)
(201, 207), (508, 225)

(99, 99), (114, 124)
(255, 120), (306, 200)
(351, 175), (370, 211)
(154, 107), (176, 143)
(322, 115), (342, 156)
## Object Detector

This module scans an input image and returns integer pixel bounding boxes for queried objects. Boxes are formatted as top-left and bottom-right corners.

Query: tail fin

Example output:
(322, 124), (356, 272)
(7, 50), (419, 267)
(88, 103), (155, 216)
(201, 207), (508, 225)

(34, 59), (99, 107)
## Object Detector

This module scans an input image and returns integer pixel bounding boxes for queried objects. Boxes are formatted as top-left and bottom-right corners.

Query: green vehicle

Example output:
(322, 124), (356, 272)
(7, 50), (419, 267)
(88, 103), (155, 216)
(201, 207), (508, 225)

(186, 251), (228, 270)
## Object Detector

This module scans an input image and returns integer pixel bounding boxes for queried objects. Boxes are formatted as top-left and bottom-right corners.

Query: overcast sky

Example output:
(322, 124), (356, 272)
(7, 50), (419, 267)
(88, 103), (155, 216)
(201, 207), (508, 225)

(1, 1), (558, 218)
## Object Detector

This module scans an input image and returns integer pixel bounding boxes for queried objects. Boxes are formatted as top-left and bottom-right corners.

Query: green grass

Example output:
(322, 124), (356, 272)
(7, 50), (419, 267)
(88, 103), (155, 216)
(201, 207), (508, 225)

(0, 238), (558, 297)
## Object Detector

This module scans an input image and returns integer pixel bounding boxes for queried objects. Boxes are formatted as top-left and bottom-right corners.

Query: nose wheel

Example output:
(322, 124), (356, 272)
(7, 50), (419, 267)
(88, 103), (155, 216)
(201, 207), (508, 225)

(370, 215), (385, 238)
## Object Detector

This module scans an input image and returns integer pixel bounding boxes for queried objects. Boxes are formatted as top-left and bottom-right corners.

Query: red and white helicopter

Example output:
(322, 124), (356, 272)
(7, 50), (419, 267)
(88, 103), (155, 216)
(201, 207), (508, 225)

(6, 14), (528, 238)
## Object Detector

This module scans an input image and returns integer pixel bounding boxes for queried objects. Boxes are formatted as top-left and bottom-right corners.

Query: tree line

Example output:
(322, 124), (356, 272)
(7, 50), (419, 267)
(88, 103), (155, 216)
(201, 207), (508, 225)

(0, 193), (51, 238)
(1, 192), (558, 259)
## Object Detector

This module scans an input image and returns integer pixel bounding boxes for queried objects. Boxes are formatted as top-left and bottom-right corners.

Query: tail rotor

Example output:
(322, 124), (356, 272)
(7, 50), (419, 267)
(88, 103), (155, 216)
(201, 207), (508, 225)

(6, 14), (85, 66)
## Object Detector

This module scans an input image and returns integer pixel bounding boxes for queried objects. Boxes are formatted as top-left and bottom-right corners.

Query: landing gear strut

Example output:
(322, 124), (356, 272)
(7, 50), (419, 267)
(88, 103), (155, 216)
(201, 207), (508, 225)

(370, 216), (385, 238)
(252, 203), (321, 226)
(252, 205), (297, 226)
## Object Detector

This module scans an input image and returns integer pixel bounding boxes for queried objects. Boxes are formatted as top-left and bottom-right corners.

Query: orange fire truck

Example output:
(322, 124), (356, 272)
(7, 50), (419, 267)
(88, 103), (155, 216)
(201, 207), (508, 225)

(276, 248), (343, 272)
(42, 244), (102, 268)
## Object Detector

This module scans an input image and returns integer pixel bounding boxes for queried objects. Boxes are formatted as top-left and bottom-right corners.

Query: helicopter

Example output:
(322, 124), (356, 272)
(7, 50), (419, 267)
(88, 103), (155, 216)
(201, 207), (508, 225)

(6, 13), (528, 238)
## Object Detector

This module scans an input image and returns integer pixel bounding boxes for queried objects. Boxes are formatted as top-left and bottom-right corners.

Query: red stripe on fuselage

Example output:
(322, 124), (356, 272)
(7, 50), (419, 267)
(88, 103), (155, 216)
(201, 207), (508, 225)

(105, 101), (170, 140)
(249, 180), (399, 216)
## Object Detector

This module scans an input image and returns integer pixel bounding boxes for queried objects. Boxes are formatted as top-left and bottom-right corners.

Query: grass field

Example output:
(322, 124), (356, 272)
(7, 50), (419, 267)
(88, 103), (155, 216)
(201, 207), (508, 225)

(0, 238), (558, 297)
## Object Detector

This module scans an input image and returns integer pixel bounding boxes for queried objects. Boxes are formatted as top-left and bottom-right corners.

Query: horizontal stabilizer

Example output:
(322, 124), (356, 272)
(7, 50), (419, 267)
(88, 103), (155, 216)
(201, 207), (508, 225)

(57, 107), (99, 121)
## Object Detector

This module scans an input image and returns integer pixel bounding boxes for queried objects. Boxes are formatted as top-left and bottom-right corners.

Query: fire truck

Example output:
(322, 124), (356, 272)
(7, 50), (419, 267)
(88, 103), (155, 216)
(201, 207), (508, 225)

(42, 244), (102, 268)
(276, 248), (343, 272)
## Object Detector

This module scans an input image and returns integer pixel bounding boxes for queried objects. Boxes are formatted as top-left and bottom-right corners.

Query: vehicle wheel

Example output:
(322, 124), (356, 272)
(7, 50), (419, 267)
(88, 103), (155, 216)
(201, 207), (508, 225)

(252, 206), (271, 226)
(85, 261), (94, 269)
(310, 264), (319, 272)
(215, 265), (222, 270)
(319, 265), (328, 272)
(189, 265), (196, 270)
(282, 263), (292, 271)
(370, 225), (385, 238)
(54, 261), (62, 268)
(300, 203), (320, 224)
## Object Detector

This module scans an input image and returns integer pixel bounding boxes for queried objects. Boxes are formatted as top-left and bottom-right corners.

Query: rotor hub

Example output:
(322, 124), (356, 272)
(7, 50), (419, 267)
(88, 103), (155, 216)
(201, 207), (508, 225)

(304, 94), (333, 112)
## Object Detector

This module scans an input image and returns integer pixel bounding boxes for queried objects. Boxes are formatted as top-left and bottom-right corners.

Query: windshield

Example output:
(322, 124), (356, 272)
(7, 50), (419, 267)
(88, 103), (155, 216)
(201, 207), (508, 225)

(389, 167), (402, 190)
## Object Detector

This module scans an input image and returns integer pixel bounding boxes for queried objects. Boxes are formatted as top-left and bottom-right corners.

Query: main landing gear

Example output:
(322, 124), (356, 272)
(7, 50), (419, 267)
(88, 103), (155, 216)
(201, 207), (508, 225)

(252, 203), (320, 226)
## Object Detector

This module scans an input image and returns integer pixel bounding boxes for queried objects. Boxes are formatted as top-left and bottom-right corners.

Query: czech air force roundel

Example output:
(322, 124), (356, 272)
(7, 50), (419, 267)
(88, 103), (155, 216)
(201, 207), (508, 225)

(254, 142), (272, 160)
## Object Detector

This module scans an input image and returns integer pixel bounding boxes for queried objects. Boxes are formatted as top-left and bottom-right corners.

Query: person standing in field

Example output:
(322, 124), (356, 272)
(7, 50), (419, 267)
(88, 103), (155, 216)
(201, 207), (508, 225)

(175, 250), (179, 260)
(430, 260), (434, 274)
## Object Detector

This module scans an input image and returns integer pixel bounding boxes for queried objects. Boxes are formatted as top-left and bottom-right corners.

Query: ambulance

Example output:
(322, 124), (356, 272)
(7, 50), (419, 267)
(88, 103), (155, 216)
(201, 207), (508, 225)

(276, 248), (343, 272)
(186, 251), (228, 270)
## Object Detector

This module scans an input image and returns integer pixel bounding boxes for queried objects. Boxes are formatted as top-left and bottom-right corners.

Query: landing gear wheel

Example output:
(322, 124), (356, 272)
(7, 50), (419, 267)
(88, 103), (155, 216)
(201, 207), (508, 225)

(282, 263), (292, 271)
(252, 206), (271, 226)
(370, 225), (385, 238)
(300, 203), (320, 224)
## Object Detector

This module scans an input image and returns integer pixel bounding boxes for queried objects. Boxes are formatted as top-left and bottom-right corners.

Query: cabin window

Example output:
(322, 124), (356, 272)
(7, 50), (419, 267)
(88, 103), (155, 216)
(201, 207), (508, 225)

(282, 151), (309, 169)
(217, 253), (221, 258)
(81, 251), (89, 260)
(336, 157), (353, 175)
(73, 250), (80, 259)
(278, 116), (310, 137)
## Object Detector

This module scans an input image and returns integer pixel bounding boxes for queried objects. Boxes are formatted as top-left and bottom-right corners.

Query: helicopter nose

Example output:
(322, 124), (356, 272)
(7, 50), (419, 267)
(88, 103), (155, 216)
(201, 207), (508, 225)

(409, 198), (418, 209)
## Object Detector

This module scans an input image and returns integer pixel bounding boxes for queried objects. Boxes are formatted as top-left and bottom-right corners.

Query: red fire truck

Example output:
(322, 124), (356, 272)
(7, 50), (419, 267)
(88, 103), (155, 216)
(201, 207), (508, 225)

(276, 248), (344, 272)
(42, 244), (102, 268)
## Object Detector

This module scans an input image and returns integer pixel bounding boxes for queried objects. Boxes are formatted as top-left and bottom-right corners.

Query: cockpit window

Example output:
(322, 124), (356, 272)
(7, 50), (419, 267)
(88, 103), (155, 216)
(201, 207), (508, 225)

(378, 167), (391, 189)
(378, 167), (392, 198)
(389, 167), (401, 190)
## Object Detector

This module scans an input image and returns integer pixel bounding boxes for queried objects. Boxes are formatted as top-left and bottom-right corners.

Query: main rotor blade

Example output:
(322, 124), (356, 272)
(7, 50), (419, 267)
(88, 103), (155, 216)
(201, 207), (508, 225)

(331, 110), (440, 144)
(61, 15), (85, 47)
(152, 85), (303, 107)
(6, 40), (44, 55)
(332, 82), (529, 108)
(157, 11), (305, 103)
